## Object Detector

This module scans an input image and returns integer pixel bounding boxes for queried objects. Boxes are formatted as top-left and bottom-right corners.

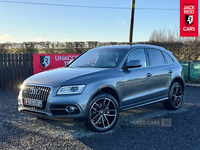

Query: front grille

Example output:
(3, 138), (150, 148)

(23, 85), (51, 101)
(22, 85), (51, 110)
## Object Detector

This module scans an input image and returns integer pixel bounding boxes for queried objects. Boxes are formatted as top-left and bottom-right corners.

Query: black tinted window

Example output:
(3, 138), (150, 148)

(147, 49), (165, 66)
(127, 49), (147, 67)
(162, 51), (174, 64)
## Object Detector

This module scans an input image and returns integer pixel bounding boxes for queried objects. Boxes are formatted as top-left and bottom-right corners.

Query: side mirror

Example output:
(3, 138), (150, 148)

(123, 60), (142, 70)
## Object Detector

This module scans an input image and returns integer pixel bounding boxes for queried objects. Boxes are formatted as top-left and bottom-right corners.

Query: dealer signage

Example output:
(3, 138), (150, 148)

(180, 0), (198, 37)
(33, 54), (80, 74)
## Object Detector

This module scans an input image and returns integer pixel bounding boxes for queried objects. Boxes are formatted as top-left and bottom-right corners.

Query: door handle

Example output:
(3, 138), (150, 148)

(146, 73), (152, 77)
(168, 70), (173, 74)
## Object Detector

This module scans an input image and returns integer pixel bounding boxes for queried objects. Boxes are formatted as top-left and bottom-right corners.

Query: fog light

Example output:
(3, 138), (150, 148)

(66, 106), (76, 113)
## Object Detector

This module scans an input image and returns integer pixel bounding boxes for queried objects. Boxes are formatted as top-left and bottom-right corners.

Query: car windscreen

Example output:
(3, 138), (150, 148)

(69, 48), (127, 68)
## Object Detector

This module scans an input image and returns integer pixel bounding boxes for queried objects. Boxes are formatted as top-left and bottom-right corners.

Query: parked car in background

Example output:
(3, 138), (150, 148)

(18, 44), (185, 132)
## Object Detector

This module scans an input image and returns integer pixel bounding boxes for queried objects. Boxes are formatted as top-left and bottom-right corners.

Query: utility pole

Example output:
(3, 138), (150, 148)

(129, 0), (135, 44)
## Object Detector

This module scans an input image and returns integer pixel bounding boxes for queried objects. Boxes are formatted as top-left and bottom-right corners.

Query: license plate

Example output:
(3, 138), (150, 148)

(24, 99), (42, 107)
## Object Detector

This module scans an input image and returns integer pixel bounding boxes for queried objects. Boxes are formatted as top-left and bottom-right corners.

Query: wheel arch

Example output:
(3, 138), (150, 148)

(90, 86), (121, 107)
(170, 77), (185, 93)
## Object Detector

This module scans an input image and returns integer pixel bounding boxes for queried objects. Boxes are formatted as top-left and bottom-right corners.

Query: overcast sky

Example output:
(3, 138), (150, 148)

(0, 0), (187, 43)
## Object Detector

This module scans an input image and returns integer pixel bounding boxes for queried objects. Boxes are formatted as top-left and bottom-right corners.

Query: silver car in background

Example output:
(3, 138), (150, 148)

(18, 45), (185, 132)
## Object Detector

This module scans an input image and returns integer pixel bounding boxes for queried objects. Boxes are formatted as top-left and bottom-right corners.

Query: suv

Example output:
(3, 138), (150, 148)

(18, 45), (185, 132)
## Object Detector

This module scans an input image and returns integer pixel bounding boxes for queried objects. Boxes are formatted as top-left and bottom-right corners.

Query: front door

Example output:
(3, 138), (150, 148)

(121, 48), (153, 108)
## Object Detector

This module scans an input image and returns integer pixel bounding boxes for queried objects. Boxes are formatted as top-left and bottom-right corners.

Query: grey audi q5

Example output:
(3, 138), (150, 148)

(18, 44), (185, 132)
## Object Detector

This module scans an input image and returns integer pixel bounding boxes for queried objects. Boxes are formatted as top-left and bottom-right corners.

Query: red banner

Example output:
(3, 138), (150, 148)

(180, 0), (198, 37)
(33, 54), (80, 74)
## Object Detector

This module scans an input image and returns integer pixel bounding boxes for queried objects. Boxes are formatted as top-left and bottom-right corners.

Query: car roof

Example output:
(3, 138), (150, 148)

(132, 44), (165, 50)
(92, 45), (132, 50)
(93, 44), (170, 53)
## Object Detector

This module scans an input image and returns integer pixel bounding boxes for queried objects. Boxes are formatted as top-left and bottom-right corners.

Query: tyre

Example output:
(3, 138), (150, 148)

(163, 82), (183, 110)
(85, 93), (119, 132)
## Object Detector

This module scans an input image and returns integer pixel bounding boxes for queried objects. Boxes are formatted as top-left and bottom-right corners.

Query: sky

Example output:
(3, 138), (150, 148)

(0, 0), (187, 43)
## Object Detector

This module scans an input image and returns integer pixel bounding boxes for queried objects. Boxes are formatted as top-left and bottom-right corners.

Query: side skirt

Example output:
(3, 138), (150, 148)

(120, 97), (168, 112)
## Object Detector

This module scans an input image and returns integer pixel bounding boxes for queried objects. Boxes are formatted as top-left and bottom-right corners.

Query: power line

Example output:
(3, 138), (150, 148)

(0, 0), (130, 9)
(0, 0), (180, 10)
(136, 8), (179, 11)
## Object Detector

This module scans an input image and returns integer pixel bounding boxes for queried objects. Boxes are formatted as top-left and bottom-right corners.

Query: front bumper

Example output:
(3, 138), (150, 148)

(18, 87), (91, 121)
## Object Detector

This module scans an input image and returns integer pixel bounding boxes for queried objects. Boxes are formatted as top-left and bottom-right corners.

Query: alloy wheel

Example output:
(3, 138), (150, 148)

(89, 97), (117, 130)
(171, 84), (183, 108)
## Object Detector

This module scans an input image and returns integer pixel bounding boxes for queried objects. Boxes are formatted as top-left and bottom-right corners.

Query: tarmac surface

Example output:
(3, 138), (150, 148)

(0, 85), (200, 150)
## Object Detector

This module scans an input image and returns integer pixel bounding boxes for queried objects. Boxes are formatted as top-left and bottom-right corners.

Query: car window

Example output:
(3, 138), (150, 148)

(147, 49), (165, 66)
(127, 49), (147, 67)
(162, 51), (174, 64)
(69, 48), (127, 68)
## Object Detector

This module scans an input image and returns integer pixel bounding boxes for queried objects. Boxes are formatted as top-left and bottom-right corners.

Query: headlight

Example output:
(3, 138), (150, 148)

(57, 85), (86, 95)
(19, 83), (25, 90)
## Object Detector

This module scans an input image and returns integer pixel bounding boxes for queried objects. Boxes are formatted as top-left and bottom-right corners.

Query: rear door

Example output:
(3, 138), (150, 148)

(146, 49), (172, 99)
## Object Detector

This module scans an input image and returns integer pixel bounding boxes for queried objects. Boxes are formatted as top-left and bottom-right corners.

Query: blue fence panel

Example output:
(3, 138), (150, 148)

(180, 62), (188, 82)
(189, 62), (200, 82)
(180, 61), (200, 82)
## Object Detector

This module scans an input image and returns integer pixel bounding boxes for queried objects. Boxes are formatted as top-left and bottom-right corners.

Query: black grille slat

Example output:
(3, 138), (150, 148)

(42, 87), (45, 100)
(45, 87), (48, 100)
(38, 86), (41, 100)
(29, 86), (32, 99)
(43, 87), (46, 100)
(43, 88), (46, 100)
(36, 86), (39, 100)
(42, 88), (44, 100)
(22, 85), (51, 110)
(24, 105), (44, 110)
